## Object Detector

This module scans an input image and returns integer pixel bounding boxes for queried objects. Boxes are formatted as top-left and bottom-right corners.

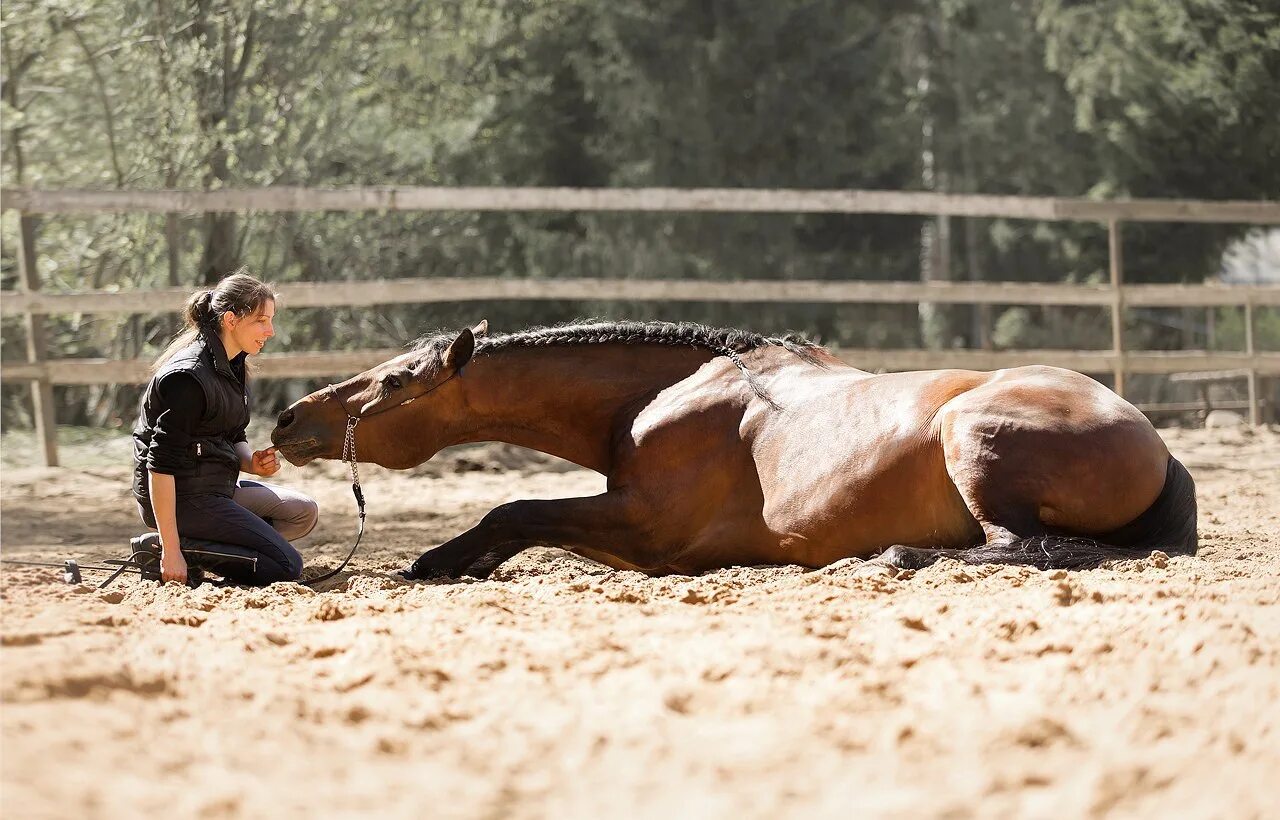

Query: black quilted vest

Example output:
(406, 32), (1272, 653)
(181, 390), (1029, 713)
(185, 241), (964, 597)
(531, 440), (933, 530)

(132, 331), (250, 500)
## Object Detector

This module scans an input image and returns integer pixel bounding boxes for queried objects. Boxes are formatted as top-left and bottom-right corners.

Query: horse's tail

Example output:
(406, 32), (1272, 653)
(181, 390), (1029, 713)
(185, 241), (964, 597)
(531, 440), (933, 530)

(953, 456), (1198, 571)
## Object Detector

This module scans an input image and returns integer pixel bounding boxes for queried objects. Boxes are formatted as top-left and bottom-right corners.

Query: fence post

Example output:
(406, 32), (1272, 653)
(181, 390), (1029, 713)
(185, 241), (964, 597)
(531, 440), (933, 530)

(1108, 219), (1126, 397)
(1244, 299), (1259, 426)
(17, 213), (59, 466)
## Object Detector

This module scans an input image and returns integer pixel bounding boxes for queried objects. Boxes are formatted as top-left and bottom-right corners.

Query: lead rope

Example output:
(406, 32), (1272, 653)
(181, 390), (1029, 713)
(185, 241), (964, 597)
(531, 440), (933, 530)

(303, 415), (366, 587)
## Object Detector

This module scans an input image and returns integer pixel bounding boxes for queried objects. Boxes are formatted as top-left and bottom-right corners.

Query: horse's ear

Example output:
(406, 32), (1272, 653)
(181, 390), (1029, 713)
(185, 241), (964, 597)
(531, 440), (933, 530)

(471, 319), (489, 337)
(442, 327), (476, 373)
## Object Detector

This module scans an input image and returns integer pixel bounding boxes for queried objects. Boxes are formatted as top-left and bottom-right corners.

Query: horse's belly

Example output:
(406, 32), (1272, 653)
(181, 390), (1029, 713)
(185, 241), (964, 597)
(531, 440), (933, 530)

(771, 478), (980, 564)
(756, 429), (981, 564)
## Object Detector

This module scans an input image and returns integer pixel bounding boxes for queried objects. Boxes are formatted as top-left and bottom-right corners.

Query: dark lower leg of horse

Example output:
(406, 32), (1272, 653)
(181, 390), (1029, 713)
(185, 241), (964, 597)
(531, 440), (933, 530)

(402, 530), (492, 580)
(406, 536), (531, 581)
(877, 534), (1175, 573)
(876, 545), (972, 571)
(875, 515), (1045, 571)
(403, 493), (642, 581)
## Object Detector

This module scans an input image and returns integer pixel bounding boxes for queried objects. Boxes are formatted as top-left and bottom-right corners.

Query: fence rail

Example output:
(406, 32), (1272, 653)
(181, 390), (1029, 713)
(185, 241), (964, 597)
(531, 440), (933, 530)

(5, 186), (1280, 223)
(5, 278), (1280, 317)
(3, 185), (1278, 465)
(6, 349), (1278, 386)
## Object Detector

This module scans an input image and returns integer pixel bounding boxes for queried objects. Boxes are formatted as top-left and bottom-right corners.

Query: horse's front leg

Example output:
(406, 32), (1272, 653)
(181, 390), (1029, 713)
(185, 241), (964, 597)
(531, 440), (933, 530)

(402, 492), (646, 580)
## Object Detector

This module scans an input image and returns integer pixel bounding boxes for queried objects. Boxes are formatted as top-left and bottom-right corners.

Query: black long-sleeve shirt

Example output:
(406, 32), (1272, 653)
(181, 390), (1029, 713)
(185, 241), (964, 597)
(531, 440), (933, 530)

(145, 372), (248, 475)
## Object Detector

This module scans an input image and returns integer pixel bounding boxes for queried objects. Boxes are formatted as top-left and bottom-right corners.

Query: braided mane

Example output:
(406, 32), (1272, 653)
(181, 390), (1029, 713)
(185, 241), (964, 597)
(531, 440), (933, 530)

(411, 320), (825, 406)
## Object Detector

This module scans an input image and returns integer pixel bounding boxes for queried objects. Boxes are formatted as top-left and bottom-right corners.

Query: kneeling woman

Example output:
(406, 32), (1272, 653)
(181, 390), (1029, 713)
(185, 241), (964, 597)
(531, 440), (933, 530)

(132, 270), (318, 585)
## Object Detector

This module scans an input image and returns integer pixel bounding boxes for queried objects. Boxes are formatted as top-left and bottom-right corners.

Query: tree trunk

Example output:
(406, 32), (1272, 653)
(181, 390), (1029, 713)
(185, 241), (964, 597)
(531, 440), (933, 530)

(188, 2), (257, 285)
(917, 16), (954, 350)
(201, 211), (238, 284)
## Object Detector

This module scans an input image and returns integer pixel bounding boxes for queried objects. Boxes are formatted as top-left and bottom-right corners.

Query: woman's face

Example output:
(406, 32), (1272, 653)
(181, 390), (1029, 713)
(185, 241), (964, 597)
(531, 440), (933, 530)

(223, 299), (276, 355)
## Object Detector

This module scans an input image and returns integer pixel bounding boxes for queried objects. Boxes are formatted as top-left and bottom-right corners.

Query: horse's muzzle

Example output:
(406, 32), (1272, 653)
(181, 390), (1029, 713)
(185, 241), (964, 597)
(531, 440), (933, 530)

(271, 435), (323, 466)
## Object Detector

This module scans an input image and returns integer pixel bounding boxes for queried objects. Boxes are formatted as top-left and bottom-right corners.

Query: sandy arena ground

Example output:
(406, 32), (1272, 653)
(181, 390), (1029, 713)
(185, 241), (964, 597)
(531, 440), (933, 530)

(1, 427), (1278, 819)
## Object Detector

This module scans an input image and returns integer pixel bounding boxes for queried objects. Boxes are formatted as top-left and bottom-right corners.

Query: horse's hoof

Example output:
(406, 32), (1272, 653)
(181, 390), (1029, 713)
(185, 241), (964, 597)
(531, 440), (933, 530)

(403, 557), (461, 581)
(878, 545), (943, 570)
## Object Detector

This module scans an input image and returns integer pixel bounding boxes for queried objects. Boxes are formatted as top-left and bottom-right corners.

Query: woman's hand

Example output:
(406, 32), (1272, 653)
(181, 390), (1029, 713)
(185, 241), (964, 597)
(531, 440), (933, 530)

(160, 548), (188, 585)
(247, 446), (280, 477)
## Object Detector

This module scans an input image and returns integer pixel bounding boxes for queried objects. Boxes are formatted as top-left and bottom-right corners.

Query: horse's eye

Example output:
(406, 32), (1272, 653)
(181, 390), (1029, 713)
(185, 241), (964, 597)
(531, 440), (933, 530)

(383, 374), (402, 391)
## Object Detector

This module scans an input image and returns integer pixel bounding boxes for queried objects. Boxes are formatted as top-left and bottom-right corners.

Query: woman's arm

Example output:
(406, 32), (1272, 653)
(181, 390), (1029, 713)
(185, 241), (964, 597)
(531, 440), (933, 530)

(147, 471), (187, 584)
(144, 373), (203, 585)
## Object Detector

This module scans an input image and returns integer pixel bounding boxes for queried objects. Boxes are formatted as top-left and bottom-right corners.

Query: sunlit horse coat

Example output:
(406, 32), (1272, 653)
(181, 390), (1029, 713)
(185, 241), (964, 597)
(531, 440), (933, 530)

(271, 321), (1196, 579)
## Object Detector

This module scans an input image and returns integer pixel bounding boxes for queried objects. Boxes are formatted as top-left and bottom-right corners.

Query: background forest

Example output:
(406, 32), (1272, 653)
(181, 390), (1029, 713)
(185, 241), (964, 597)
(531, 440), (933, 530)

(3, 0), (1279, 427)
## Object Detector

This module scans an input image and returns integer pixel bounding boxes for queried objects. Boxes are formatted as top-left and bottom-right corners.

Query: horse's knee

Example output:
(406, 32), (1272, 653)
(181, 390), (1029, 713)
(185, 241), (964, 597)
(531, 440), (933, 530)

(476, 501), (530, 534)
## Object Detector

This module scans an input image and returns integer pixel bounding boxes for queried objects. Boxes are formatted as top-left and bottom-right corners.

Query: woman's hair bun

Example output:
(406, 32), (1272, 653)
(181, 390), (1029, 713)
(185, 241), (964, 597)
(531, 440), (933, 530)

(186, 288), (217, 328)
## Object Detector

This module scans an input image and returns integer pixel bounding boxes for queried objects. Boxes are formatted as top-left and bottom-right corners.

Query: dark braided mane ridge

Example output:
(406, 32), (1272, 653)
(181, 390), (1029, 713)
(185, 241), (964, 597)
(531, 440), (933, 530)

(412, 320), (826, 407)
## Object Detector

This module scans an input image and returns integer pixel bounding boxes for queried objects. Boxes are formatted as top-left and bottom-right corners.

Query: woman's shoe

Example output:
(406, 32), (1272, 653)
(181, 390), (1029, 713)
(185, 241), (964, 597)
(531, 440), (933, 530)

(127, 533), (206, 587)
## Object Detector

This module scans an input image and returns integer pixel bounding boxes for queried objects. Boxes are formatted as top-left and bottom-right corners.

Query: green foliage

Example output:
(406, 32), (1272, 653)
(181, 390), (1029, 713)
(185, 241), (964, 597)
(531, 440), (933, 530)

(1038, 0), (1280, 279)
(1211, 306), (1280, 352)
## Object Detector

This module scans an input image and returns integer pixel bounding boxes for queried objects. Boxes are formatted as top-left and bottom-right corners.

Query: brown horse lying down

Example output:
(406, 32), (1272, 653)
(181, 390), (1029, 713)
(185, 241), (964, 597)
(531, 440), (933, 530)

(271, 320), (1196, 579)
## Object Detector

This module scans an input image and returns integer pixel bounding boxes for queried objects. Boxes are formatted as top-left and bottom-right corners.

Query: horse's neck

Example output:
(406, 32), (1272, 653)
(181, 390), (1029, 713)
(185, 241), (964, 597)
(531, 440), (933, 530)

(450, 343), (712, 472)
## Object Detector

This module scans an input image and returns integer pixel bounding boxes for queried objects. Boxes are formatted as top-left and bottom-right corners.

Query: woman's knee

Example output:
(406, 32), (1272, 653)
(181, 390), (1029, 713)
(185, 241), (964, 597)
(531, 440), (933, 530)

(278, 495), (319, 541)
(280, 541), (304, 580)
(257, 543), (303, 584)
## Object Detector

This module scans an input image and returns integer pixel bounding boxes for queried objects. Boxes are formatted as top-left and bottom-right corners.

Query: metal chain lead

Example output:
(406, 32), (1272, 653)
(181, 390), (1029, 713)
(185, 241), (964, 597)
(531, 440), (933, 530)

(343, 416), (361, 492)
(302, 406), (366, 587)
(340, 413), (366, 522)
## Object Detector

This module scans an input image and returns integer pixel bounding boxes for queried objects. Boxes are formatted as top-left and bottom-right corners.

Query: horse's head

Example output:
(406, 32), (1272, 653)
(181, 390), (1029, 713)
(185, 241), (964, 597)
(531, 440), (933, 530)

(271, 320), (487, 469)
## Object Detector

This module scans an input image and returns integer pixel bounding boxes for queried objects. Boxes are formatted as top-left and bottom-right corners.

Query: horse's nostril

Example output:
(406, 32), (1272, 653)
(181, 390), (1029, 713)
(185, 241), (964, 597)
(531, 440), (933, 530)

(278, 409), (295, 428)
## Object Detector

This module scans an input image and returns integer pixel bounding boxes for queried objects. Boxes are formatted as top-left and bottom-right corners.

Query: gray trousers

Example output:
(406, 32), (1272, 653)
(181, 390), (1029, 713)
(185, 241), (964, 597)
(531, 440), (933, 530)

(137, 480), (319, 585)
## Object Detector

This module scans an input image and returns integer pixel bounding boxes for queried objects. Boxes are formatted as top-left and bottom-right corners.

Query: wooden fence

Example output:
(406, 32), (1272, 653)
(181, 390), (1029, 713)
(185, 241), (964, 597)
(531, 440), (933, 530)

(3, 186), (1279, 465)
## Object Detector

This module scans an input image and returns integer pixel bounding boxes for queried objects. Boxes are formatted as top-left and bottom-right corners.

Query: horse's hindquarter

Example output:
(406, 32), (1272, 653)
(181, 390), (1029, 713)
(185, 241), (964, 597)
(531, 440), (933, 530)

(747, 368), (987, 564)
(935, 366), (1170, 536)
